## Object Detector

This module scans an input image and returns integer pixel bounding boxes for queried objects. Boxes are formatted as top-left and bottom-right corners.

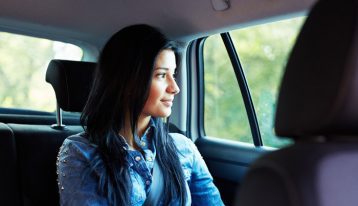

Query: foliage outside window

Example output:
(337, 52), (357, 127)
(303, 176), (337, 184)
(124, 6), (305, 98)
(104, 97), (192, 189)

(0, 32), (83, 112)
(203, 35), (253, 144)
(231, 17), (305, 147)
(203, 17), (305, 148)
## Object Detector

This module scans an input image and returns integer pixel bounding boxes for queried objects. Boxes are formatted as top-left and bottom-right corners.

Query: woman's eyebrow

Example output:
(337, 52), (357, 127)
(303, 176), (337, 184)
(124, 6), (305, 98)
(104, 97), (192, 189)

(155, 67), (169, 71)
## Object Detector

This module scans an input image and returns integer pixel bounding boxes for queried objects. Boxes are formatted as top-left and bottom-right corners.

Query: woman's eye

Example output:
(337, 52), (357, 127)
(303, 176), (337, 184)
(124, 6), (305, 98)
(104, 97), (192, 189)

(157, 73), (166, 78)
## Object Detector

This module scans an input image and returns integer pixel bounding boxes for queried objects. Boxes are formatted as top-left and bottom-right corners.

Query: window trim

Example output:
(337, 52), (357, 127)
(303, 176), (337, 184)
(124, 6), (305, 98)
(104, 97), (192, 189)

(186, 38), (206, 141)
(196, 38), (206, 139)
(220, 33), (262, 146)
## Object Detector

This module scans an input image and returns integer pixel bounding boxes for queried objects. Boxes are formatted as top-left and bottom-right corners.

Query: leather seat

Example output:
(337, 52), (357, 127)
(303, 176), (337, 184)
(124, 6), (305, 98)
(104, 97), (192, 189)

(236, 0), (358, 205)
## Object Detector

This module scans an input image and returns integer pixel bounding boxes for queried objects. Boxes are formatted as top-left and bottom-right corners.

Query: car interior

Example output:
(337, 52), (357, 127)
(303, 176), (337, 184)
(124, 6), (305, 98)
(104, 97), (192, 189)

(1, 0), (357, 205)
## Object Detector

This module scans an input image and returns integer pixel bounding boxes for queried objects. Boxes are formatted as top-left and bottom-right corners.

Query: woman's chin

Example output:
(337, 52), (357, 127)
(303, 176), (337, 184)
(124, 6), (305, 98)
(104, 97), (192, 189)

(153, 110), (172, 118)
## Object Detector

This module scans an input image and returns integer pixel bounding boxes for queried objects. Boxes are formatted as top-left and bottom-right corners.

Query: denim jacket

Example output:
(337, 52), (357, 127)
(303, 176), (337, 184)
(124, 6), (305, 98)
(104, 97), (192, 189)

(57, 122), (224, 206)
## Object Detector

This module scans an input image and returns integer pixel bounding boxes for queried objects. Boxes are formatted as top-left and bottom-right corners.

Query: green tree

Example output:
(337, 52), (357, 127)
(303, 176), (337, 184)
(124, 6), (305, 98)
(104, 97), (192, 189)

(204, 35), (253, 143)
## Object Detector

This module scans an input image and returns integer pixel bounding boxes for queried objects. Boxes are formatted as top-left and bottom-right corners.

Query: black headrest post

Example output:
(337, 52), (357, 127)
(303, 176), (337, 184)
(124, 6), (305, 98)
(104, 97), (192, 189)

(51, 103), (66, 130)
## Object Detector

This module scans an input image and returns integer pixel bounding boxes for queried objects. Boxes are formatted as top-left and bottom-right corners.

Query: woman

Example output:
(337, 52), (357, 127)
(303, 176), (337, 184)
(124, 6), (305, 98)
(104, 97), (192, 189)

(57, 24), (224, 206)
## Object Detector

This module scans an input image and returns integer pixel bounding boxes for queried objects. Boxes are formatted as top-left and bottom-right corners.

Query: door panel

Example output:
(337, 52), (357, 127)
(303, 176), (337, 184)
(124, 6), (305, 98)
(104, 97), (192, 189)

(196, 137), (270, 205)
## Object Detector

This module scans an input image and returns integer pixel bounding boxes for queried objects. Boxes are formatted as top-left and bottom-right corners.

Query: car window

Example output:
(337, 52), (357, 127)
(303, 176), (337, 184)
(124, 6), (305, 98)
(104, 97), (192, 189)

(203, 34), (253, 144)
(0, 32), (83, 112)
(203, 16), (305, 147)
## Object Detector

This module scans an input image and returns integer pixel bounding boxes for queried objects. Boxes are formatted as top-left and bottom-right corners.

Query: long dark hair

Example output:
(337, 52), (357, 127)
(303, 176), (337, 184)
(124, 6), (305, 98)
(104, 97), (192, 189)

(80, 24), (187, 205)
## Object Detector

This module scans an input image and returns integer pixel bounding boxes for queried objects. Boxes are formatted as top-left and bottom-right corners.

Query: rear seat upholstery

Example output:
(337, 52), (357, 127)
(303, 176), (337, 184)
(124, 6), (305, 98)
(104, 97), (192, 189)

(0, 123), (20, 205)
(0, 60), (96, 206)
(8, 124), (83, 206)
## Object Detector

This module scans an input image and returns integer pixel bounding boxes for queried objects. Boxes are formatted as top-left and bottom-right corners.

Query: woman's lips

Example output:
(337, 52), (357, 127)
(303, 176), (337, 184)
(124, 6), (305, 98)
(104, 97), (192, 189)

(161, 99), (173, 107)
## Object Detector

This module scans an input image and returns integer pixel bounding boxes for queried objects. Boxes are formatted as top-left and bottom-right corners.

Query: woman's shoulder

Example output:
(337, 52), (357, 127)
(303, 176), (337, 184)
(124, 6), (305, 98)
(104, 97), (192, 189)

(169, 132), (191, 144)
(169, 133), (196, 154)
(64, 132), (90, 144)
(63, 132), (93, 148)
(60, 132), (99, 160)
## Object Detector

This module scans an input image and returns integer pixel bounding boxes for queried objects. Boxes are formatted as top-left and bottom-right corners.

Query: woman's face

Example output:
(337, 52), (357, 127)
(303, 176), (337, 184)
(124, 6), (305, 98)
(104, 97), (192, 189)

(141, 49), (180, 118)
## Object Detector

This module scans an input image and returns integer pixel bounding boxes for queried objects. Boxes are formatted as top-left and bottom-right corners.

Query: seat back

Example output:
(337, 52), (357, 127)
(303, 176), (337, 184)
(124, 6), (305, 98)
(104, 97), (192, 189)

(10, 124), (82, 206)
(236, 0), (358, 205)
(0, 123), (21, 206)
(0, 60), (96, 206)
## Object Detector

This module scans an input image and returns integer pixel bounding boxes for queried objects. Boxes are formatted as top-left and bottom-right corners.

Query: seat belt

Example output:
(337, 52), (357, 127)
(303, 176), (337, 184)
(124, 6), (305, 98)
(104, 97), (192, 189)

(143, 157), (164, 206)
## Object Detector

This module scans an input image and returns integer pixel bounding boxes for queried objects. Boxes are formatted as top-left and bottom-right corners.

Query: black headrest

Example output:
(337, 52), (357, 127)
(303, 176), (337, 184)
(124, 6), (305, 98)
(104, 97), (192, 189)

(45, 60), (96, 112)
(275, 0), (358, 138)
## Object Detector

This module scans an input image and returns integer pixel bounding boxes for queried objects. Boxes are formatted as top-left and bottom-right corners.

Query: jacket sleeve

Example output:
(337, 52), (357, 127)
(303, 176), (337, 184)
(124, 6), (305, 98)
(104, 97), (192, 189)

(57, 137), (108, 206)
(187, 139), (225, 206)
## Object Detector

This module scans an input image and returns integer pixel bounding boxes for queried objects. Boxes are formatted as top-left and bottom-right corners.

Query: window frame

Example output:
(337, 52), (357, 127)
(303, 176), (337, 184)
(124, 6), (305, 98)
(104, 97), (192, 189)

(193, 33), (263, 146)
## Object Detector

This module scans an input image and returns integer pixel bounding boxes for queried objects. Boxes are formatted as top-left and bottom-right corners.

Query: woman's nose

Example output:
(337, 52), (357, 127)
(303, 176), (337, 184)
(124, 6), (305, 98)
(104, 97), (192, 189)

(167, 77), (180, 95)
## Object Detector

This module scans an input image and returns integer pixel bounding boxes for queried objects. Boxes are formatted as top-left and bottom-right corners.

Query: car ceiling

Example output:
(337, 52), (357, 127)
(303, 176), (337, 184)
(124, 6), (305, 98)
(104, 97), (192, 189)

(0, 0), (316, 48)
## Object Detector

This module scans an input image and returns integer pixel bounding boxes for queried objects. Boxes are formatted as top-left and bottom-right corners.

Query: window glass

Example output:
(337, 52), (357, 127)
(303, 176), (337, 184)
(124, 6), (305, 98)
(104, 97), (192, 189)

(203, 34), (253, 144)
(0, 32), (83, 112)
(231, 17), (305, 147)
